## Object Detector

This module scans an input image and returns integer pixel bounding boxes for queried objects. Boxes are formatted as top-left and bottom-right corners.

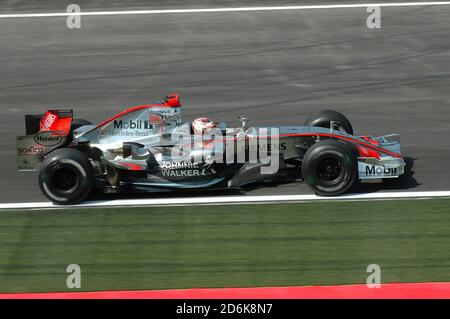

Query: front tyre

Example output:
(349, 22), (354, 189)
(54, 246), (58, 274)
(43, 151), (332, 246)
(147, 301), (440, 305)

(302, 139), (357, 196)
(39, 148), (94, 205)
(304, 110), (354, 135)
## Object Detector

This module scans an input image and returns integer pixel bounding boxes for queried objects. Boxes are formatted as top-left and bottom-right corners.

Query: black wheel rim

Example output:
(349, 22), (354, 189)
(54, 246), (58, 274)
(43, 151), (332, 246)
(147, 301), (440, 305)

(316, 157), (345, 185)
(51, 167), (79, 193)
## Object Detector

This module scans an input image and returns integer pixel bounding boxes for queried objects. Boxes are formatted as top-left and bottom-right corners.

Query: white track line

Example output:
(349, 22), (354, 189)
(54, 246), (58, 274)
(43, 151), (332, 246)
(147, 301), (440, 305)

(1, 2), (450, 18)
(1, 191), (450, 210)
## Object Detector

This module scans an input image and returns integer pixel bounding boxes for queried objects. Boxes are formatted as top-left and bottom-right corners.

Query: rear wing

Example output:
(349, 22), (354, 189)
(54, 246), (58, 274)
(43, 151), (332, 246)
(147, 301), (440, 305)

(25, 109), (73, 135)
(17, 110), (73, 171)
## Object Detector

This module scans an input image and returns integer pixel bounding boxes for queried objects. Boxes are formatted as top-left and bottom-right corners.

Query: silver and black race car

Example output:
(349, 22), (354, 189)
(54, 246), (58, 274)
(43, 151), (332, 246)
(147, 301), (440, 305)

(17, 94), (405, 204)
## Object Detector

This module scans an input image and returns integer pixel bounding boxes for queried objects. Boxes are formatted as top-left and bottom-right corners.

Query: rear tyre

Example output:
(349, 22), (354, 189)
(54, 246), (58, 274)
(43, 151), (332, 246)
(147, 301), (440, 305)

(304, 110), (354, 135)
(71, 118), (92, 131)
(302, 139), (357, 196)
(39, 148), (94, 205)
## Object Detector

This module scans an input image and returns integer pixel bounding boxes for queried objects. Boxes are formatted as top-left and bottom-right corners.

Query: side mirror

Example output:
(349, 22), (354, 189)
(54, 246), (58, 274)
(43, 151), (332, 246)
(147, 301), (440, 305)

(239, 116), (248, 129)
(330, 121), (340, 133)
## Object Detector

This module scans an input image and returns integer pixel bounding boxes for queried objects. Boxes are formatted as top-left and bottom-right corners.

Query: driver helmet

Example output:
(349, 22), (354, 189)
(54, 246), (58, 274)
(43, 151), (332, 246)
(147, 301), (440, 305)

(192, 117), (217, 134)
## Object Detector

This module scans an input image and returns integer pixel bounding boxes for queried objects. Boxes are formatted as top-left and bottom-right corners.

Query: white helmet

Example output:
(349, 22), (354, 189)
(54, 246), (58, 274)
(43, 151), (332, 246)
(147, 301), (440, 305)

(192, 117), (216, 134)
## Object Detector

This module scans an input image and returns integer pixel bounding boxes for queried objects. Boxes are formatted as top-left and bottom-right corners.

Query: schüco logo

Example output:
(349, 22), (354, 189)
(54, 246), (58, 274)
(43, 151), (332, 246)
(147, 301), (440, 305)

(366, 165), (397, 176)
(34, 132), (63, 146)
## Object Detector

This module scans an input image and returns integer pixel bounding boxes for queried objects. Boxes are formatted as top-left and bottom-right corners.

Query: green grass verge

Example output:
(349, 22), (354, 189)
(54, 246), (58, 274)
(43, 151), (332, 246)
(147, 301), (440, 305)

(0, 198), (450, 293)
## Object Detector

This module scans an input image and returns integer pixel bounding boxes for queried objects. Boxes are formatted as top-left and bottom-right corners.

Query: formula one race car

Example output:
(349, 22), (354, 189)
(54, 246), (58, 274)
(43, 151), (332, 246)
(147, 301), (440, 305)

(17, 94), (405, 204)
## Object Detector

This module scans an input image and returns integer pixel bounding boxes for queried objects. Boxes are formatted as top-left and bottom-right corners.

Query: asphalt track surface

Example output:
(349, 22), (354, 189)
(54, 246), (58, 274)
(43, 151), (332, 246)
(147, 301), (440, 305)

(0, 1), (422, 13)
(0, 1), (449, 203)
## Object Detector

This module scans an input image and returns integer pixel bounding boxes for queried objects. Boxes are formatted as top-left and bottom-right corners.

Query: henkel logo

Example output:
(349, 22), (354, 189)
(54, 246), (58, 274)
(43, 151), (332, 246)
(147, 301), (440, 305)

(34, 131), (63, 146)
(40, 112), (57, 130)
(113, 120), (151, 130)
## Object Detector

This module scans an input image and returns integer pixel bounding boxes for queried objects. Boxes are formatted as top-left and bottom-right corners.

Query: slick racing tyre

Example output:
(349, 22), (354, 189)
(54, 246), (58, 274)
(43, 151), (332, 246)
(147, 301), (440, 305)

(39, 148), (94, 205)
(71, 118), (92, 131)
(302, 139), (357, 196)
(304, 110), (354, 135)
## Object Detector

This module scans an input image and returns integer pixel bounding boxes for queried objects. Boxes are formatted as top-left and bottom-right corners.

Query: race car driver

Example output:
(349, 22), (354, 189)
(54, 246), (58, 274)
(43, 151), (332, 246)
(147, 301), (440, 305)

(192, 117), (217, 134)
